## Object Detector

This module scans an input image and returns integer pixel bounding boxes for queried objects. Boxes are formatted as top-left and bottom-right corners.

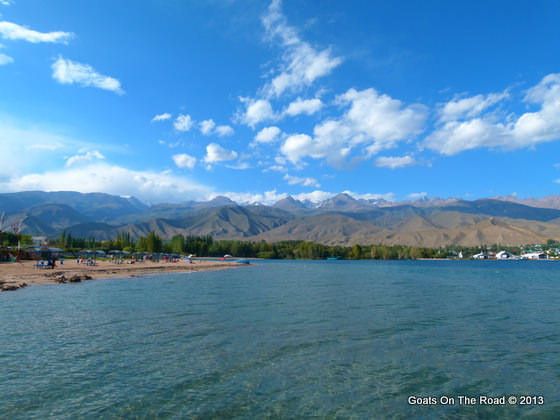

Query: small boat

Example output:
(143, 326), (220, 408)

(236, 259), (250, 264)
(327, 256), (341, 260)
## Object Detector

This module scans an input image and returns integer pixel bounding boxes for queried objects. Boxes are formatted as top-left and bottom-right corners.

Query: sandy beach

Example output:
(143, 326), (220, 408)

(0, 259), (242, 291)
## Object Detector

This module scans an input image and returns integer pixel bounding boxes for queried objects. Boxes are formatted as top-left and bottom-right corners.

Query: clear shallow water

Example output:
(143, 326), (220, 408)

(1, 260), (560, 419)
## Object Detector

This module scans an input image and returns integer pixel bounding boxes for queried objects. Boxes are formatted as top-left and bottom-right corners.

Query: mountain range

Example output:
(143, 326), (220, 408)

(2, 191), (560, 247)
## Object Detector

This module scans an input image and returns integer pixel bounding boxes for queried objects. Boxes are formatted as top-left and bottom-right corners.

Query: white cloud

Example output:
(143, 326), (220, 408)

(292, 190), (333, 203)
(0, 21), (73, 43)
(199, 119), (234, 136)
(0, 1), (14, 5)
(0, 164), (211, 204)
(513, 74), (560, 143)
(204, 143), (238, 163)
(225, 161), (251, 170)
(216, 125), (234, 137)
(265, 165), (286, 172)
(151, 113), (171, 122)
(51, 57), (124, 94)
(281, 133), (314, 163)
(261, 0), (342, 97)
(174, 114), (194, 132)
(283, 97), (323, 117)
(172, 153), (196, 169)
(408, 192), (427, 199)
(438, 91), (509, 123)
(425, 118), (505, 155)
(238, 98), (276, 127)
(65, 150), (105, 167)
(342, 191), (396, 202)
(375, 155), (416, 169)
(335, 88), (427, 147)
(426, 74), (560, 155)
(279, 88), (426, 166)
(283, 173), (320, 188)
(254, 126), (281, 144)
(199, 119), (215, 135)
(220, 189), (395, 206)
(0, 52), (13, 65)
(219, 189), (287, 205)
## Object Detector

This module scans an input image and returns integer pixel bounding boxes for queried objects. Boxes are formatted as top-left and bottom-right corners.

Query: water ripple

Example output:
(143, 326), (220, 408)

(1, 260), (559, 418)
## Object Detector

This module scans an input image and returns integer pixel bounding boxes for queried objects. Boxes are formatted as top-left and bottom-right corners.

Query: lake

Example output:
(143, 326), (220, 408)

(1, 260), (559, 419)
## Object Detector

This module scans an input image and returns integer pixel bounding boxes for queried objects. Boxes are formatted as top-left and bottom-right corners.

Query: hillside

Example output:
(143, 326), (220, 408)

(4, 190), (560, 247)
(364, 218), (553, 248)
(0, 191), (147, 223)
(253, 213), (385, 246)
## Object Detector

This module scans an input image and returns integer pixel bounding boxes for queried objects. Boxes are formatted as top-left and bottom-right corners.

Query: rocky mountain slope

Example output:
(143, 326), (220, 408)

(3, 191), (560, 247)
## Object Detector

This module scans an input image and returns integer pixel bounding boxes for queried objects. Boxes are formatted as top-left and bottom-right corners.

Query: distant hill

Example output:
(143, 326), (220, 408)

(364, 218), (550, 248)
(67, 205), (294, 241)
(4, 190), (560, 247)
(318, 193), (374, 212)
(0, 191), (147, 223)
(436, 199), (560, 221)
(253, 213), (385, 246)
(23, 203), (91, 234)
(273, 196), (308, 212)
(114, 195), (238, 224)
(492, 195), (560, 210)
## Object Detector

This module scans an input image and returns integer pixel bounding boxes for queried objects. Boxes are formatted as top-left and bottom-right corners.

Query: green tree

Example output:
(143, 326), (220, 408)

(351, 244), (362, 259)
(145, 231), (163, 253)
(170, 234), (185, 254)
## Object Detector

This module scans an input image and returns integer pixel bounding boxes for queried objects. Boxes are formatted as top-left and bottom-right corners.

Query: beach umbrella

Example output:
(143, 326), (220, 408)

(48, 248), (63, 257)
(80, 249), (98, 260)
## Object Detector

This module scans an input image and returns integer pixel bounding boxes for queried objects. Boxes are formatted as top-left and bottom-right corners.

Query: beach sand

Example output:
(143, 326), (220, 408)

(0, 259), (242, 291)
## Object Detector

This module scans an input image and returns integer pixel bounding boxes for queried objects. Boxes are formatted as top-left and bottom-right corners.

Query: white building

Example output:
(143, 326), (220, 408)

(496, 250), (516, 260)
(521, 252), (548, 260)
(473, 252), (488, 259)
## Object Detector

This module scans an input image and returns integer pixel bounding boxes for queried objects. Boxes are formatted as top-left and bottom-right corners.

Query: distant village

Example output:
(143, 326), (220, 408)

(471, 244), (554, 260)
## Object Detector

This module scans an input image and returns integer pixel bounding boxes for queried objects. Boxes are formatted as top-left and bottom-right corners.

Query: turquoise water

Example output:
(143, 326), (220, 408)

(1, 260), (560, 419)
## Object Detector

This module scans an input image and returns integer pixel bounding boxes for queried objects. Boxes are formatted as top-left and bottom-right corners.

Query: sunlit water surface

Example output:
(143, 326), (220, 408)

(2, 260), (560, 419)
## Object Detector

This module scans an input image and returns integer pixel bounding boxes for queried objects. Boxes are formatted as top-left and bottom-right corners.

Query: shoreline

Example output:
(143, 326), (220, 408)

(0, 259), (242, 292)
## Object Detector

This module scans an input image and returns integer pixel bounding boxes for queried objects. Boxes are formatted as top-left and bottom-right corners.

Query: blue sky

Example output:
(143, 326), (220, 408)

(1, 0), (560, 204)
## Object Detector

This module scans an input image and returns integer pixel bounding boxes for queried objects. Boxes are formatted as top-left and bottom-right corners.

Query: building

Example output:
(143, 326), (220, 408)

(521, 252), (548, 260)
(473, 252), (488, 259)
(496, 250), (515, 260)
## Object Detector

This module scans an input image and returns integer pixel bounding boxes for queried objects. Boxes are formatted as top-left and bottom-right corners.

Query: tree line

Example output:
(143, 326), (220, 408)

(53, 231), (451, 259)
(3, 230), (555, 260)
